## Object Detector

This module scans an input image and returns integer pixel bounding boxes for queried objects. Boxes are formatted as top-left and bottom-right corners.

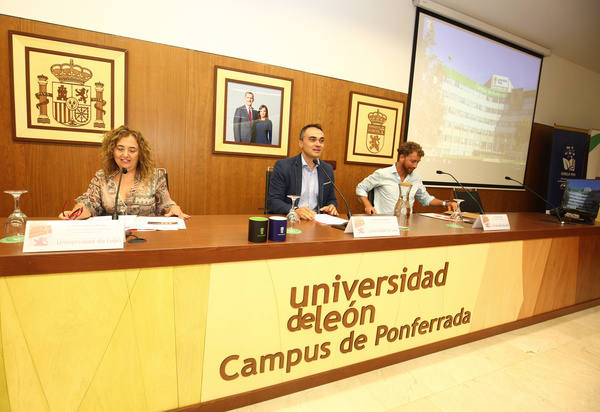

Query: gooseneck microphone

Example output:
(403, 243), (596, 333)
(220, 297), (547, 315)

(112, 168), (128, 220)
(436, 170), (485, 214)
(314, 159), (352, 220)
(504, 176), (565, 224)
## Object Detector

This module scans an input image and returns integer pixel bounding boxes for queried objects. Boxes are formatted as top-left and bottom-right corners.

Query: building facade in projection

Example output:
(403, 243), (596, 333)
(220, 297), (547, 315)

(435, 67), (535, 164)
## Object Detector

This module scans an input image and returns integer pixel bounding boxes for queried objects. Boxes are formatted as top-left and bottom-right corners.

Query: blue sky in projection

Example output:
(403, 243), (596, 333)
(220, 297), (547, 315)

(423, 16), (541, 90)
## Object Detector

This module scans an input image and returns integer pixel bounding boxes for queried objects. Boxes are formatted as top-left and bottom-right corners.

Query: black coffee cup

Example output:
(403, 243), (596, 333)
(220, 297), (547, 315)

(248, 217), (268, 242)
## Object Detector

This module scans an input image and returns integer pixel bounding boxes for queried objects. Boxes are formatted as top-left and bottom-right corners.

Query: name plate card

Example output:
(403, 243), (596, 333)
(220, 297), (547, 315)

(472, 214), (510, 231)
(344, 216), (402, 237)
(23, 220), (125, 253)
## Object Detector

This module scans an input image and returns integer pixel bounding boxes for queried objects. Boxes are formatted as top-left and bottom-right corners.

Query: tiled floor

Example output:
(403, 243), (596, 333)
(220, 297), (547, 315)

(233, 305), (600, 411)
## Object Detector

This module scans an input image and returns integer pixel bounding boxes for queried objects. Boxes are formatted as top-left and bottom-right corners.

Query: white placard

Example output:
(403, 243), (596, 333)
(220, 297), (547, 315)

(23, 220), (125, 253)
(472, 214), (510, 231)
(344, 216), (402, 237)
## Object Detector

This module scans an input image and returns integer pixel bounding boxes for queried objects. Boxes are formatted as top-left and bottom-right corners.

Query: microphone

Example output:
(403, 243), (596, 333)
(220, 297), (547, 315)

(436, 170), (485, 214)
(112, 168), (128, 220)
(504, 176), (565, 224)
(314, 159), (352, 221)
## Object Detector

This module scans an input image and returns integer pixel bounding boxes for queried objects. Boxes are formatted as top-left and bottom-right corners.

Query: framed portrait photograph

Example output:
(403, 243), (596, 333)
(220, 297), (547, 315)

(9, 31), (127, 145)
(345, 92), (407, 166)
(213, 67), (292, 157)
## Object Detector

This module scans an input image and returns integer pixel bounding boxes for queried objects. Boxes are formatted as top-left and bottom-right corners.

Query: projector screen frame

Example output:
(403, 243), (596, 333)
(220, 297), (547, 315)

(404, 7), (544, 191)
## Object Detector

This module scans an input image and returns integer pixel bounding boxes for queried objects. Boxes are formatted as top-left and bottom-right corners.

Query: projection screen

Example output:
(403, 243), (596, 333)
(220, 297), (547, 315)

(405, 9), (543, 189)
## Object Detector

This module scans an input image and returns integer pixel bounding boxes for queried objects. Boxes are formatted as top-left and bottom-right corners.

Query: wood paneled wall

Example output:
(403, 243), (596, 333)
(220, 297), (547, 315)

(0, 15), (553, 218)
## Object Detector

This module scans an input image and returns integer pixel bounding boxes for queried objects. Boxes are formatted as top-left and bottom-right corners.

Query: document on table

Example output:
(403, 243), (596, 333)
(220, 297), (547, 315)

(132, 216), (186, 230)
(89, 215), (137, 228)
(89, 215), (186, 231)
(420, 212), (455, 221)
(314, 214), (348, 225)
(421, 212), (474, 224)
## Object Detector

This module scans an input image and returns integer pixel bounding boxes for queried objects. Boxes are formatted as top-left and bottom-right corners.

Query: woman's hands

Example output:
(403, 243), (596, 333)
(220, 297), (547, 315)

(165, 205), (190, 220)
(58, 203), (91, 220)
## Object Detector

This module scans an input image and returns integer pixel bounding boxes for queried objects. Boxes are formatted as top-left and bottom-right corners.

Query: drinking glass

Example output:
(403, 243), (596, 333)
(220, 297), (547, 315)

(4, 190), (28, 240)
(286, 195), (301, 234)
(449, 198), (465, 222)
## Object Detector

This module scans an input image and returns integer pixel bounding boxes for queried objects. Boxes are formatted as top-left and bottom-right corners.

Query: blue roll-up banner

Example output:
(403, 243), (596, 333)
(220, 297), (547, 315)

(546, 127), (589, 210)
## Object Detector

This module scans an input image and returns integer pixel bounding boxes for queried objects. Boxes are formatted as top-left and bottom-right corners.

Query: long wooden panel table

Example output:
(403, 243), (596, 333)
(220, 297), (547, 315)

(2, 213), (598, 276)
(0, 213), (599, 411)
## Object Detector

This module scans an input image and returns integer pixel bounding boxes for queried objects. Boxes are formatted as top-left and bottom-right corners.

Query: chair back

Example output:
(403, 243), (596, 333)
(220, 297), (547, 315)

(367, 189), (375, 206)
(264, 166), (274, 214)
(453, 188), (484, 213)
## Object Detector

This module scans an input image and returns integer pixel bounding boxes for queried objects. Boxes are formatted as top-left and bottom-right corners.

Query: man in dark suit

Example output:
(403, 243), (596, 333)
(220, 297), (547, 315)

(233, 91), (259, 143)
(268, 124), (338, 219)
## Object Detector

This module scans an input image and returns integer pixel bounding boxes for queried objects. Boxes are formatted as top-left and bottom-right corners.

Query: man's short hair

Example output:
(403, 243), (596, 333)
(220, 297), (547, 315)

(299, 124), (323, 140)
(245, 91), (254, 97)
(398, 141), (425, 158)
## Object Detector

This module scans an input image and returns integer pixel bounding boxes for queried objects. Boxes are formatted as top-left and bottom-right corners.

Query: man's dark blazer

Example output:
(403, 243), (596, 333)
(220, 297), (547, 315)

(268, 153), (338, 214)
(233, 106), (259, 143)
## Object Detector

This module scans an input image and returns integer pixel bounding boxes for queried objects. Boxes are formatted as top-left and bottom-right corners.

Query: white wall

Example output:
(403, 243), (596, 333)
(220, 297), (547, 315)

(535, 55), (600, 130)
(0, 0), (416, 92)
(2, 0), (598, 129)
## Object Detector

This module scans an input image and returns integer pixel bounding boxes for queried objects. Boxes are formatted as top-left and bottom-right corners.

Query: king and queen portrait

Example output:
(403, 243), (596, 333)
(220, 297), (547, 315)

(225, 82), (282, 146)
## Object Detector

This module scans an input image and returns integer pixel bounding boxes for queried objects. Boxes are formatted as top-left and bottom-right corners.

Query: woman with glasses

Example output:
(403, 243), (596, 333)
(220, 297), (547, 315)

(59, 125), (189, 220)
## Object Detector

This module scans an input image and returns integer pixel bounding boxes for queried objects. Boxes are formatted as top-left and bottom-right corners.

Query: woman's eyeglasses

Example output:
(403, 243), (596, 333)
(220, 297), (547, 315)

(62, 201), (83, 220)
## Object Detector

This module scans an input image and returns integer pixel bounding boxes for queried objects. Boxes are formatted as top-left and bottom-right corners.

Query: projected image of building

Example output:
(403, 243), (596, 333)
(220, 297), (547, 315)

(435, 67), (536, 163)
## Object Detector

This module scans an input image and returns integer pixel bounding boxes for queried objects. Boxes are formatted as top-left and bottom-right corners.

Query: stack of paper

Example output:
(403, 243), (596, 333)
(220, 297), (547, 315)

(89, 215), (186, 231)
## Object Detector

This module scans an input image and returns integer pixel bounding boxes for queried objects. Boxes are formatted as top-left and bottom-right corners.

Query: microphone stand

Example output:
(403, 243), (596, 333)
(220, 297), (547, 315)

(505, 176), (568, 224)
(436, 170), (485, 214)
(112, 168), (128, 220)
(314, 160), (351, 229)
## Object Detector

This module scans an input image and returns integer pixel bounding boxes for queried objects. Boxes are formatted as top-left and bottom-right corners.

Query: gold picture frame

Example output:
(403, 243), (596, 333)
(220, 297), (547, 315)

(9, 31), (127, 145)
(345, 92), (406, 166)
(213, 66), (292, 157)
